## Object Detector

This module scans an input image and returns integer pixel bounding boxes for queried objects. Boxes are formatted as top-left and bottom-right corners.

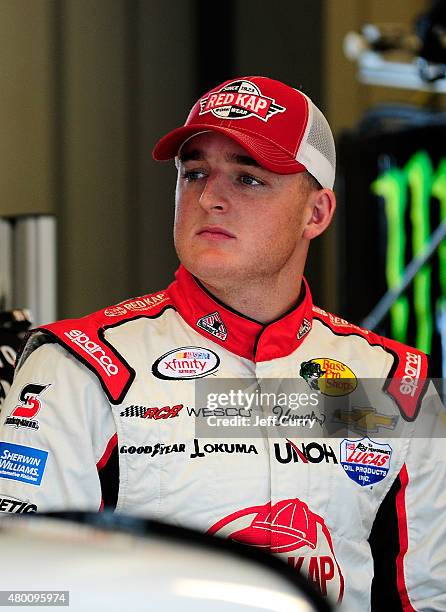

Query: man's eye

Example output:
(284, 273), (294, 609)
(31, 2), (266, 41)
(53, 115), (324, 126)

(182, 170), (206, 181)
(240, 175), (263, 186)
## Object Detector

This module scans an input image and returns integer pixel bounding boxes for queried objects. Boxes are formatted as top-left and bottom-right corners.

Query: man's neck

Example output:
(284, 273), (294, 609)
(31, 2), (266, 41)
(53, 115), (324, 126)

(199, 274), (304, 324)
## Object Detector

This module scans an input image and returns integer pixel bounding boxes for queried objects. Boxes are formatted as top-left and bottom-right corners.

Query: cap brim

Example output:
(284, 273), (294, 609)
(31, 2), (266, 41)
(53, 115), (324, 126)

(152, 124), (306, 175)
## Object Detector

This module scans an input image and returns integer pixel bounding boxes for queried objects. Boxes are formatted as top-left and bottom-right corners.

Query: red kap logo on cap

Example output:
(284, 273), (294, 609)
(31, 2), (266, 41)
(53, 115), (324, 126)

(199, 80), (286, 122)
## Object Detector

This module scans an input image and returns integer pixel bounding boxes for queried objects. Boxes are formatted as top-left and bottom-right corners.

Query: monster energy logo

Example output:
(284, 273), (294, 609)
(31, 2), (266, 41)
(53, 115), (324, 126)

(372, 151), (446, 354)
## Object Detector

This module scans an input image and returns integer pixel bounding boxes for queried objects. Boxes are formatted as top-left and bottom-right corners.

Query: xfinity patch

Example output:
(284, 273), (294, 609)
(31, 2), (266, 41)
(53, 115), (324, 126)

(0, 442), (48, 486)
(340, 437), (392, 487)
(152, 347), (220, 379)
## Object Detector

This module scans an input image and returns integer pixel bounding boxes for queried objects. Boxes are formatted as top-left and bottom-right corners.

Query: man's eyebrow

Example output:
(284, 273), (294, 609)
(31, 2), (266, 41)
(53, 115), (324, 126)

(228, 153), (261, 168)
(178, 149), (202, 163)
(178, 149), (261, 168)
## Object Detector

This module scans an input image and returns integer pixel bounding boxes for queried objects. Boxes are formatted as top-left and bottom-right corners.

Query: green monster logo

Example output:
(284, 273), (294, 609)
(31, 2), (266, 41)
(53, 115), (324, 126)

(372, 151), (446, 354)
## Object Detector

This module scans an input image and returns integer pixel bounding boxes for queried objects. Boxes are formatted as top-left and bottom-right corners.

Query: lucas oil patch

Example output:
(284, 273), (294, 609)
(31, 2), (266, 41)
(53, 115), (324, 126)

(340, 437), (392, 487)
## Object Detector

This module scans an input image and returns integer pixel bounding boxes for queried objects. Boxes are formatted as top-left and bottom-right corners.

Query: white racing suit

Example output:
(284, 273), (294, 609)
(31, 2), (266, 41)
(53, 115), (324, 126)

(0, 265), (445, 611)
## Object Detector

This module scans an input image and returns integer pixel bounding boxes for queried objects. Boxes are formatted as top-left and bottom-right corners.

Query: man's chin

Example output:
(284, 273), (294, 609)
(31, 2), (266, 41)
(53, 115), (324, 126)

(181, 256), (242, 287)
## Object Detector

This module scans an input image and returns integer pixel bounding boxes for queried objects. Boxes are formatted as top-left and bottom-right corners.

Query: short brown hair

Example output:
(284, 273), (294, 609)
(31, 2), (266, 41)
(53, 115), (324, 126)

(300, 171), (323, 193)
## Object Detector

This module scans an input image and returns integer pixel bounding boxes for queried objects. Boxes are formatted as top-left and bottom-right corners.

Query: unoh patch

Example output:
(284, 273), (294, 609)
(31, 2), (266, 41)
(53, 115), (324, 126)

(0, 442), (48, 486)
(340, 437), (392, 487)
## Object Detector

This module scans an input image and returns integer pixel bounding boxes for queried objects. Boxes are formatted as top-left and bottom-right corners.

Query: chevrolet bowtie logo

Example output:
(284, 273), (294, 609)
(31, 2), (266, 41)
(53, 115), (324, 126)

(333, 407), (398, 434)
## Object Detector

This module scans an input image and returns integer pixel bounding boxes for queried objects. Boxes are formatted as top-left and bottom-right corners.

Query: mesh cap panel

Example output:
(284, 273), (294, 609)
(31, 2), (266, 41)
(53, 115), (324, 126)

(306, 105), (336, 172)
(295, 94), (336, 188)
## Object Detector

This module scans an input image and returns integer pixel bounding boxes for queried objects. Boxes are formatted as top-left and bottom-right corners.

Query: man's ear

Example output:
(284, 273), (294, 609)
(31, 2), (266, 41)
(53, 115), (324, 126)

(302, 188), (336, 240)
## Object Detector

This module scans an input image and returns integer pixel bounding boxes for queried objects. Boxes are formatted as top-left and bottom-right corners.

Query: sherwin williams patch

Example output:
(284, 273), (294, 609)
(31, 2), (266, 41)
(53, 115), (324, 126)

(0, 442), (48, 486)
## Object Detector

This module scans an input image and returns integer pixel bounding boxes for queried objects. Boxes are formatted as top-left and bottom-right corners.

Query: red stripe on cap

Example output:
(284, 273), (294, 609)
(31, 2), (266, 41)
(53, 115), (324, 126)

(96, 433), (118, 471)
(395, 464), (416, 612)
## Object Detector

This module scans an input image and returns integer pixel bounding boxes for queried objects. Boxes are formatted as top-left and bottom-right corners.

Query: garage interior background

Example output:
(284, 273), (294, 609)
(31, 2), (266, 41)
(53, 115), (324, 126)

(0, 0), (439, 327)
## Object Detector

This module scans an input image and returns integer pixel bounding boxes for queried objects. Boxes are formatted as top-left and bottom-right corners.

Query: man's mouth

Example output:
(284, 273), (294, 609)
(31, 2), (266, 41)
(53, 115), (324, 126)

(197, 226), (236, 240)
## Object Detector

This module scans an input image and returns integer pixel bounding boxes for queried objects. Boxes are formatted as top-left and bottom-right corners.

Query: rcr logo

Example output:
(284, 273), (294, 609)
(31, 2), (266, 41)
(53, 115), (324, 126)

(64, 330), (119, 377)
(399, 352), (421, 397)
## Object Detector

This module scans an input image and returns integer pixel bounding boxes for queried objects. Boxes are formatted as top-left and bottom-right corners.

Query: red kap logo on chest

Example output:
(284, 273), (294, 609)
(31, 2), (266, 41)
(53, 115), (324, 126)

(199, 80), (286, 122)
(208, 498), (344, 603)
(104, 293), (168, 317)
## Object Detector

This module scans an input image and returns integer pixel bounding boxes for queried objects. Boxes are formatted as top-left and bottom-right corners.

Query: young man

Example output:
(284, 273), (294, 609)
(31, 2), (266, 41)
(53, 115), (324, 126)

(0, 76), (444, 611)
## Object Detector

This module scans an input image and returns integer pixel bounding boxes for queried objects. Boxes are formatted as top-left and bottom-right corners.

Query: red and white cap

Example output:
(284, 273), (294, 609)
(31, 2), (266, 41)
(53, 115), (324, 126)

(152, 76), (336, 189)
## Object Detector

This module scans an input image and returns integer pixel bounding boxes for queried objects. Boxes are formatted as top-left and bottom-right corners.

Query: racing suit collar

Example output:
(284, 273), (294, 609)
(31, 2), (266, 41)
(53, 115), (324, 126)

(168, 265), (314, 362)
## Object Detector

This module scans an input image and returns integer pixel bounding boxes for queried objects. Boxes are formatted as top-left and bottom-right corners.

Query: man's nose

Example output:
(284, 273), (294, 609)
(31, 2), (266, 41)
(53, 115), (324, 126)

(199, 175), (229, 212)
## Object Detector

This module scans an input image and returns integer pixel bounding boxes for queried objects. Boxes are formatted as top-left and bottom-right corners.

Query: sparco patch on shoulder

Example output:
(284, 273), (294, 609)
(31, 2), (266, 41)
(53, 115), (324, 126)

(199, 80), (285, 122)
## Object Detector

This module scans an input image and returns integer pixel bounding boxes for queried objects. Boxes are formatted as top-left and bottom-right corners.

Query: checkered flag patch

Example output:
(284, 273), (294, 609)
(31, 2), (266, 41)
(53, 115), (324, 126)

(120, 405), (148, 418)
